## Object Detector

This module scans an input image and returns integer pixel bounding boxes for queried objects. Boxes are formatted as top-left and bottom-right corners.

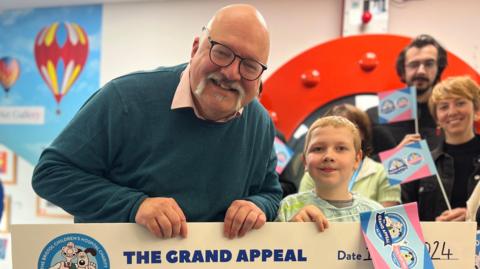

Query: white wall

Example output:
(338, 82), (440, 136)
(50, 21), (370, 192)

(100, 0), (343, 84)
(5, 0), (480, 226)
(100, 0), (480, 85)
(389, 0), (480, 72)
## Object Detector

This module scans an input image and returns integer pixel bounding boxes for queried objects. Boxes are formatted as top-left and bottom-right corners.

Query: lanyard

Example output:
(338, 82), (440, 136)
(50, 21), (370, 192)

(348, 158), (364, 192)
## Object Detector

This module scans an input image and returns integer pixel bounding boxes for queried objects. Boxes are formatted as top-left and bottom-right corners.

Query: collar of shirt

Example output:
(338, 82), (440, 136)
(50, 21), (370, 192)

(171, 64), (243, 123)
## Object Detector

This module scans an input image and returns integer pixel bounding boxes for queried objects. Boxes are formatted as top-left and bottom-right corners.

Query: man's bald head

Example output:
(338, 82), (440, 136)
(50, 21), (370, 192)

(205, 4), (270, 63)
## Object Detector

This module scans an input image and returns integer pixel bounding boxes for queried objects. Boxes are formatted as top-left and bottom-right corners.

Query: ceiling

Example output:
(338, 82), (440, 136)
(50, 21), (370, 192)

(0, 0), (156, 11)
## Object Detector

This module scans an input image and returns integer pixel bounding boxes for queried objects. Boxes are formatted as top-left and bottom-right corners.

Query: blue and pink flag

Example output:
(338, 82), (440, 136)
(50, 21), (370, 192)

(378, 87), (417, 124)
(360, 202), (434, 269)
(379, 140), (437, 186)
(273, 136), (293, 174)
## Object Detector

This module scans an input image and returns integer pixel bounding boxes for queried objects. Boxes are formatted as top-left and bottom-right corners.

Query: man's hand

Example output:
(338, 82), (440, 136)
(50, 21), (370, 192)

(135, 197), (188, 238)
(290, 205), (329, 232)
(435, 207), (467, 221)
(223, 200), (266, 239)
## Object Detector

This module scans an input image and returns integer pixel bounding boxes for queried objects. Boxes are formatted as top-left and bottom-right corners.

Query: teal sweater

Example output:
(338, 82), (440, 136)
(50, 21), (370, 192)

(32, 64), (282, 222)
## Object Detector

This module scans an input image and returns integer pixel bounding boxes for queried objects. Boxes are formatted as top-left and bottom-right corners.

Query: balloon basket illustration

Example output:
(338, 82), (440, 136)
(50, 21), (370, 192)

(0, 57), (20, 97)
(34, 21), (89, 115)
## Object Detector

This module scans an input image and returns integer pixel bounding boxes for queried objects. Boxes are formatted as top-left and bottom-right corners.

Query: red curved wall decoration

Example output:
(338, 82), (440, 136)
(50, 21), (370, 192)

(261, 34), (480, 140)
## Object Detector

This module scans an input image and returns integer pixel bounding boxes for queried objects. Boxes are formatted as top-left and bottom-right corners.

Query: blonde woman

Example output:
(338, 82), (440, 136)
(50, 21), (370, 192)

(402, 76), (480, 221)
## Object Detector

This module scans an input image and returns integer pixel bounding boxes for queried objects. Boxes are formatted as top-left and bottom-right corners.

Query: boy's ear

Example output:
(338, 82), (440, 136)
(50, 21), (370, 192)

(302, 153), (307, 171)
(354, 150), (363, 170)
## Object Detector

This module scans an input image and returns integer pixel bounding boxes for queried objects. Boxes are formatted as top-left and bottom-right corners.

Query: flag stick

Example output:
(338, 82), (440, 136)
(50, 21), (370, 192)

(414, 117), (419, 135)
(435, 174), (452, 211)
(413, 86), (419, 134)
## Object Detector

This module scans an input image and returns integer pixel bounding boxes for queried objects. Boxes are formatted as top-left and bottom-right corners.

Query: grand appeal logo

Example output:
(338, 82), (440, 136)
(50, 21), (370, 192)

(38, 233), (110, 269)
(374, 212), (408, 245)
(380, 99), (395, 114)
(387, 158), (408, 175)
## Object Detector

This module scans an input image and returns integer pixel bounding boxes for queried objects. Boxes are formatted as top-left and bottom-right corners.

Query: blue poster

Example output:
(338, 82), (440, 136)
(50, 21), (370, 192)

(0, 5), (102, 164)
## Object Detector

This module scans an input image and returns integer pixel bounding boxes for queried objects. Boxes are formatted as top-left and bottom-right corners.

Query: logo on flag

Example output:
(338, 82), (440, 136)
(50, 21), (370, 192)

(379, 140), (437, 186)
(378, 87), (417, 124)
(374, 212), (407, 245)
(396, 97), (410, 109)
(380, 100), (395, 114)
(392, 245), (417, 268)
(407, 152), (423, 165)
(387, 158), (408, 175)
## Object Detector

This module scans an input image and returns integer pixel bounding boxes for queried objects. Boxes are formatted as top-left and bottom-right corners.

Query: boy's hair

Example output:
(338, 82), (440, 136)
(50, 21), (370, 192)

(323, 104), (372, 156)
(303, 116), (361, 154)
(428, 76), (480, 121)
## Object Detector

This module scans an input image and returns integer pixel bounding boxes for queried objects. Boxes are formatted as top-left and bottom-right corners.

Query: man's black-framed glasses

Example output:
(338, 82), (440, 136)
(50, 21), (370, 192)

(203, 27), (267, 81)
(405, 59), (437, 70)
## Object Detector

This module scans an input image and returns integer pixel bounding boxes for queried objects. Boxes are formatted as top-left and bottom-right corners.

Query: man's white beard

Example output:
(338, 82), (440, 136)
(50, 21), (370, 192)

(194, 72), (245, 112)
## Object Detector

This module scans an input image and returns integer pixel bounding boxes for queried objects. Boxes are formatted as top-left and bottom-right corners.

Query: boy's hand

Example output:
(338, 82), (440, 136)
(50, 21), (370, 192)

(289, 205), (329, 232)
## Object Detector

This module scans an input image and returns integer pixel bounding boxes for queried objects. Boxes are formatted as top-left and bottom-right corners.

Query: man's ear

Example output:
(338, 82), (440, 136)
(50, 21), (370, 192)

(191, 37), (200, 59)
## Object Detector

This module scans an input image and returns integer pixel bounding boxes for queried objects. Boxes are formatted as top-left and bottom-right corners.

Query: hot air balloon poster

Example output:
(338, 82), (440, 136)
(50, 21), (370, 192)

(0, 57), (20, 96)
(0, 5), (101, 164)
(0, 145), (16, 185)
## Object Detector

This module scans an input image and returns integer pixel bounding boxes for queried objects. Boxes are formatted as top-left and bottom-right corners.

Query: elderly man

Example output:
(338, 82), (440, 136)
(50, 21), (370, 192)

(367, 34), (448, 152)
(32, 4), (282, 239)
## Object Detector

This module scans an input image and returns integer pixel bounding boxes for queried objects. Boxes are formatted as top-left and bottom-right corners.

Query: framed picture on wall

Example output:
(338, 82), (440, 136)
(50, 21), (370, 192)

(36, 197), (72, 218)
(0, 196), (10, 233)
(0, 145), (17, 185)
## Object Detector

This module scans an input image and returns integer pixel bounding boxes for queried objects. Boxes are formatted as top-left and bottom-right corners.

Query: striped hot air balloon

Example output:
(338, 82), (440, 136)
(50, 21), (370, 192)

(34, 21), (89, 114)
(0, 57), (20, 96)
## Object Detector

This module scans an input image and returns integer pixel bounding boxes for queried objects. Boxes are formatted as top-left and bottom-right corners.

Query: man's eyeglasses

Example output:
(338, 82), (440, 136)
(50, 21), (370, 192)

(405, 59), (437, 70)
(203, 27), (267, 81)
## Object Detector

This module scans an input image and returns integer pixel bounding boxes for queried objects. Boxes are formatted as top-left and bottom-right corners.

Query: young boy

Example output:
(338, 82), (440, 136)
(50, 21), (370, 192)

(276, 116), (383, 231)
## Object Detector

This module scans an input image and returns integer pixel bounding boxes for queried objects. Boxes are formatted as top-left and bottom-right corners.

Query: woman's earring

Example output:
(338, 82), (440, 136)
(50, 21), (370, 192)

(435, 126), (442, 136)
